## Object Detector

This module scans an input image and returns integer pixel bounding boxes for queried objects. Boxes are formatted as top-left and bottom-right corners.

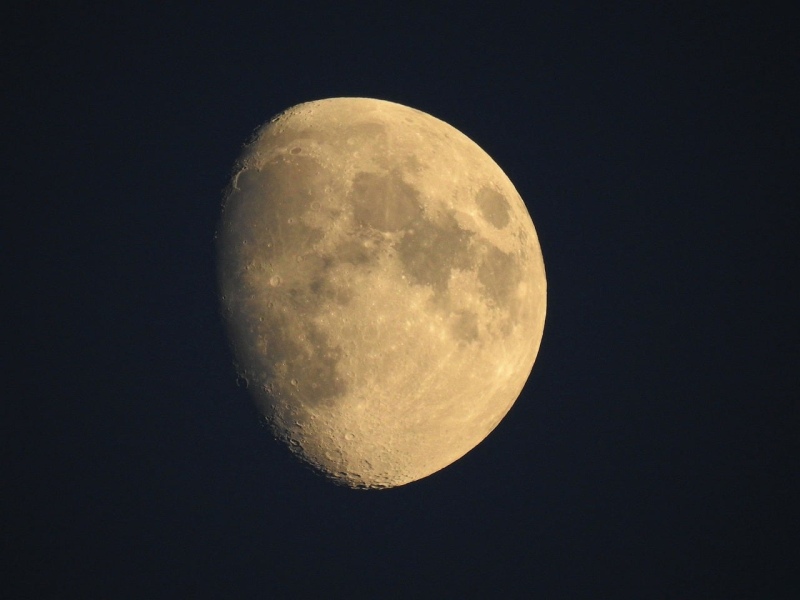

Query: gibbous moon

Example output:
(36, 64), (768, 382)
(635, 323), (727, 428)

(217, 98), (546, 489)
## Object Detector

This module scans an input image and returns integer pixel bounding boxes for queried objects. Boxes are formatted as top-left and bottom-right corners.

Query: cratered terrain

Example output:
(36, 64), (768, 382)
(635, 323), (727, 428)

(217, 97), (546, 488)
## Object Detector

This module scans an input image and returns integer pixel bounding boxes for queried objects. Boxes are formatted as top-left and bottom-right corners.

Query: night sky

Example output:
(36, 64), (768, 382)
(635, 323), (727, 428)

(8, 3), (798, 598)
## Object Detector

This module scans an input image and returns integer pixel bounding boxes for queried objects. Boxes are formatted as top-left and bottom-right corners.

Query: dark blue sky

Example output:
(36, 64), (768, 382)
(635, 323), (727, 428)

(8, 3), (797, 598)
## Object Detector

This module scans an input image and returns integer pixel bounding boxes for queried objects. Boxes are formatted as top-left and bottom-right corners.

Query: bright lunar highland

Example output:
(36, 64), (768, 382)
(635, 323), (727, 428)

(217, 98), (546, 489)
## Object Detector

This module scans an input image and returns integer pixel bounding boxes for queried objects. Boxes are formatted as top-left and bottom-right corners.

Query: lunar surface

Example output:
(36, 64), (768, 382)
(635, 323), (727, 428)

(217, 98), (546, 489)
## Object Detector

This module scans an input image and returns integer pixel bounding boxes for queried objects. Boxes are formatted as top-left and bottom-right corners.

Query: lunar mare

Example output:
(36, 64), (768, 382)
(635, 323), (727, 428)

(217, 98), (546, 489)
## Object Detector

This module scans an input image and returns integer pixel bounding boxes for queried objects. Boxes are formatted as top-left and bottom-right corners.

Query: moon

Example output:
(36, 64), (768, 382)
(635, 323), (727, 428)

(217, 98), (546, 489)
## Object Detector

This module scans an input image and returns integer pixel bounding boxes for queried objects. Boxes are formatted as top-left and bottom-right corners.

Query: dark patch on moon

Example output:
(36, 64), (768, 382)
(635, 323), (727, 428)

(476, 186), (510, 228)
(477, 245), (519, 308)
(403, 154), (423, 173)
(334, 238), (381, 266)
(226, 155), (327, 259)
(246, 307), (348, 409)
(293, 322), (348, 402)
(350, 171), (422, 232)
(344, 121), (387, 142)
(452, 311), (480, 343)
(220, 153), (366, 410)
(396, 213), (473, 293)
(309, 271), (354, 306)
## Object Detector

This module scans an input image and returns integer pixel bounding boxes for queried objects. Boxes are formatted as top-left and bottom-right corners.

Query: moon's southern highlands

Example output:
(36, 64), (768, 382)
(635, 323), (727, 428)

(217, 98), (546, 489)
